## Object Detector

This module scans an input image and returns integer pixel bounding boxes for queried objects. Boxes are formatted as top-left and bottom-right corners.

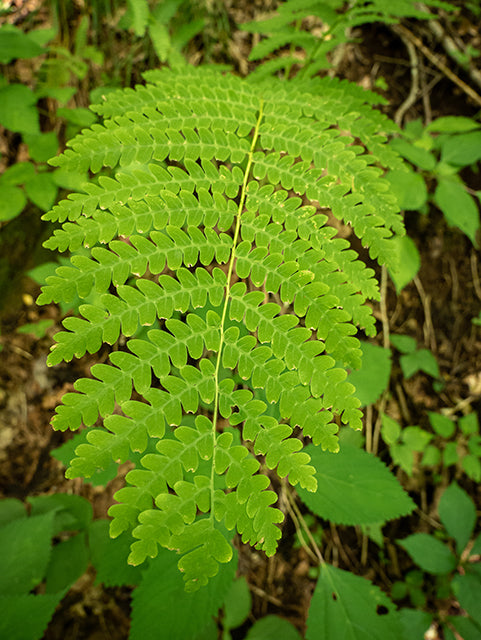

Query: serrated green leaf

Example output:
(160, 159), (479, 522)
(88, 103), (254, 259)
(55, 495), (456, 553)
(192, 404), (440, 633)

(428, 412), (456, 438)
(0, 25), (43, 63)
(440, 131), (481, 166)
(386, 169), (428, 210)
(297, 444), (415, 525)
(130, 547), (237, 640)
(89, 519), (142, 587)
(223, 576), (252, 630)
(452, 568), (481, 629)
(390, 334), (417, 354)
(381, 414), (401, 445)
(346, 342), (391, 407)
(0, 511), (55, 595)
(438, 483), (476, 553)
(434, 179), (480, 246)
(0, 84), (39, 135)
(0, 593), (64, 640)
(388, 235), (421, 292)
(28, 493), (93, 534)
(25, 173), (58, 211)
(306, 564), (403, 640)
(245, 615), (302, 640)
(0, 184), (27, 221)
(45, 532), (89, 593)
(426, 116), (481, 134)
(398, 533), (457, 575)
(24, 132), (59, 163)
(400, 349), (439, 379)
(389, 138), (436, 171)
(0, 499), (26, 527)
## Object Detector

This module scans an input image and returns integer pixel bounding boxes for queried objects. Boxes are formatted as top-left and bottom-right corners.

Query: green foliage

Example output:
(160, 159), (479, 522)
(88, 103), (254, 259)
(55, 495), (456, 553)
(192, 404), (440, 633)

(390, 116), (481, 246)
(390, 334), (440, 380)
(381, 410), (481, 480)
(241, 0), (455, 79)
(396, 483), (481, 638)
(0, 495), (93, 640)
(306, 563), (404, 640)
(347, 341), (392, 407)
(38, 63), (407, 590)
(297, 442), (415, 524)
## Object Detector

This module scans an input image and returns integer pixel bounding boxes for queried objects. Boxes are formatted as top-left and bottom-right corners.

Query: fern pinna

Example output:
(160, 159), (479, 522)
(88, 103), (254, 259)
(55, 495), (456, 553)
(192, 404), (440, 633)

(39, 67), (404, 590)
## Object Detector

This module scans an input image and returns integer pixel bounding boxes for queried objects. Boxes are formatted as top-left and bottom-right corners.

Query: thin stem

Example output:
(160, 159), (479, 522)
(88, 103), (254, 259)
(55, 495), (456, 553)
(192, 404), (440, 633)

(209, 100), (265, 520)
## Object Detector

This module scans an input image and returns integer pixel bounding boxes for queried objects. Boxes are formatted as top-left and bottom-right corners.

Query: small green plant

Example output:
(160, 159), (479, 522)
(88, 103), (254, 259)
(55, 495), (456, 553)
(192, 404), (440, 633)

(241, 0), (455, 80)
(0, 494), (94, 639)
(381, 410), (481, 481)
(387, 116), (481, 247)
(390, 334), (440, 381)
(396, 482), (481, 639)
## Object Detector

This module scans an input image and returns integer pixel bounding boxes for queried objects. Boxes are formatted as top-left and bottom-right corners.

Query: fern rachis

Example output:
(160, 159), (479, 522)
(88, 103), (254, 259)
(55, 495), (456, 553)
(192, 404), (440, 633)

(39, 66), (404, 590)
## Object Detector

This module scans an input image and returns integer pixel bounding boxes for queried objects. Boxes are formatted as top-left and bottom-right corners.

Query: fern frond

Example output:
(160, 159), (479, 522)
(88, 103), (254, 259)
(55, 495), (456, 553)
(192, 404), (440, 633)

(41, 66), (405, 589)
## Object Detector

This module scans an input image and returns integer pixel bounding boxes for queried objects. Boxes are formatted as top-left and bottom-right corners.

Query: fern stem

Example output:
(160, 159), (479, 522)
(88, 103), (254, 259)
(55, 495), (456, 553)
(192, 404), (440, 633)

(209, 100), (265, 519)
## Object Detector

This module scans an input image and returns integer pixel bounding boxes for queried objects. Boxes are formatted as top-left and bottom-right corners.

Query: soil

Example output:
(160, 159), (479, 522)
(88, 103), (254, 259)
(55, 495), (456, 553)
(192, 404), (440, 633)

(1, 1), (480, 638)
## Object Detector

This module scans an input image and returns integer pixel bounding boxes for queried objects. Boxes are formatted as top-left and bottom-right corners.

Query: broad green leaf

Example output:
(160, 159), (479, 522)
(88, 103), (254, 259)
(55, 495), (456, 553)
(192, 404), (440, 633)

(0, 184), (26, 221)
(389, 138), (436, 171)
(400, 349), (439, 379)
(0, 498), (26, 527)
(421, 444), (441, 466)
(440, 131), (481, 166)
(388, 235), (421, 292)
(462, 454), (481, 482)
(426, 116), (481, 133)
(28, 493), (92, 534)
(402, 426), (432, 451)
(459, 413), (479, 435)
(0, 25), (43, 63)
(390, 442), (416, 475)
(447, 614), (481, 640)
(306, 564), (403, 640)
(386, 169), (428, 210)
(399, 609), (433, 639)
(438, 483), (476, 553)
(452, 568), (481, 628)
(443, 441), (459, 467)
(428, 412), (455, 438)
(246, 615), (302, 640)
(297, 445), (415, 525)
(23, 132), (59, 163)
(0, 511), (55, 595)
(434, 178), (480, 246)
(390, 334), (417, 354)
(45, 532), (89, 593)
(223, 576), (252, 630)
(0, 593), (64, 640)
(381, 414), (401, 445)
(0, 161), (36, 186)
(0, 84), (39, 135)
(25, 173), (58, 211)
(398, 533), (457, 575)
(89, 519), (142, 587)
(130, 547), (237, 640)
(346, 342), (391, 407)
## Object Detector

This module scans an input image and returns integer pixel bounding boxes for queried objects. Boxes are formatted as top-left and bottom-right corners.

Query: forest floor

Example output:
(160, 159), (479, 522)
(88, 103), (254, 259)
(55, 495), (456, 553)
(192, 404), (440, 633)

(0, 1), (480, 638)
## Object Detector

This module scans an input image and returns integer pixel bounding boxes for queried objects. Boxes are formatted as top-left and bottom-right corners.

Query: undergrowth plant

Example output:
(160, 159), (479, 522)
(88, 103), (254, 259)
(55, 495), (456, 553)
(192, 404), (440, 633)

(38, 64), (412, 593)
(241, 0), (455, 80)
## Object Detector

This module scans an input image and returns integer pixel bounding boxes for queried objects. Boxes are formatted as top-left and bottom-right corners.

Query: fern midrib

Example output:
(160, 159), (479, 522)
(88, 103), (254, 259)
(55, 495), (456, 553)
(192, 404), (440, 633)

(210, 100), (265, 521)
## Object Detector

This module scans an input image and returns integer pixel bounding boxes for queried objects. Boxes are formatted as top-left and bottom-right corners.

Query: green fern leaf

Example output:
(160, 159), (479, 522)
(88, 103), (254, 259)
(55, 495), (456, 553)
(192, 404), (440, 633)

(40, 66), (404, 589)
